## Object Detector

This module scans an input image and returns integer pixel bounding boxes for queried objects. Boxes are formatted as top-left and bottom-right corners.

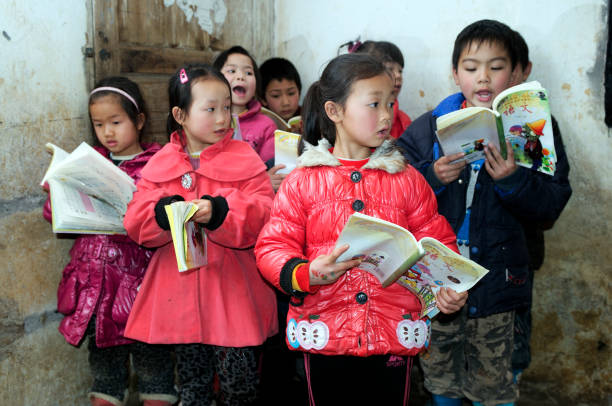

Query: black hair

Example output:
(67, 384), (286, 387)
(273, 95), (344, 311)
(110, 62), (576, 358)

(258, 57), (302, 100)
(213, 45), (262, 97)
(166, 63), (231, 135)
(89, 76), (146, 138)
(354, 40), (404, 68)
(452, 19), (518, 70)
(512, 30), (530, 70)
(300, 53), (388, 154)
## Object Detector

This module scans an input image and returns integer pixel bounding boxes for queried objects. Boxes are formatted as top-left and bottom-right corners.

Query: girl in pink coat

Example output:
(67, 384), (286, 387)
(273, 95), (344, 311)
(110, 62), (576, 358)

(123, 64), (277, 406)
(213, 46), (277, 163)
(43, 77), (177, 406)
(255, 54), (469, 405)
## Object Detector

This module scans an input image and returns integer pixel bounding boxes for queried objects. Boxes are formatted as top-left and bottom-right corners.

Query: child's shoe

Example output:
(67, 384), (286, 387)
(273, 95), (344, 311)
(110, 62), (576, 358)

(90, 394), (122, 406)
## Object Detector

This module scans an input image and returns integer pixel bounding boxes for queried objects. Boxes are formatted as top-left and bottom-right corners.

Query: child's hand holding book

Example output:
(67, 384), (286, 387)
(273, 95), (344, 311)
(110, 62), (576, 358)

(436, 287), (468, 314)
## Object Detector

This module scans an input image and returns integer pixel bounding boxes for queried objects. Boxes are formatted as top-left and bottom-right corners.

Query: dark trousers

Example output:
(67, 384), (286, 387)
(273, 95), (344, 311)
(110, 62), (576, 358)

(307, 353), (411, 406)
(86, 319), (176, 401)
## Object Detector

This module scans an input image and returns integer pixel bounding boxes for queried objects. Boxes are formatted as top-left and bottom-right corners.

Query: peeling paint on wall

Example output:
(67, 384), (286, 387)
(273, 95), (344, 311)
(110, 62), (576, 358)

(163, 0), (227, 36)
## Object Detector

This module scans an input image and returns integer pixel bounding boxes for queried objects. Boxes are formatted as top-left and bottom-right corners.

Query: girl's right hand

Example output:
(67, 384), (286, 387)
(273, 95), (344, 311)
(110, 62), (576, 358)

(309, 244), (362, 286)
(190, 199), (213, 224)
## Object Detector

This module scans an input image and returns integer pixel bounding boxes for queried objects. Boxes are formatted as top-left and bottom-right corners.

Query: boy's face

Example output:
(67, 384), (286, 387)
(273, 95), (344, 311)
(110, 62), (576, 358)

(263, 79), (300, 121)
(452, 40), (513, 108)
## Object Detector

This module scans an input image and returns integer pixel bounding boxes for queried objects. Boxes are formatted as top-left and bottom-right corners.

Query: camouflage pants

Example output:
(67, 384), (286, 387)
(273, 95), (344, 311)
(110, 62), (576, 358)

(419, 307), (517, 406)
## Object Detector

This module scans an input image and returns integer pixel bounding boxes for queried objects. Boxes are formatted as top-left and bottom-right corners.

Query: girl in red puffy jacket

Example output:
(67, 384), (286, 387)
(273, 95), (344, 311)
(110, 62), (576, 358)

(255, 54), (468, 406)
(43, 77), (176, 406)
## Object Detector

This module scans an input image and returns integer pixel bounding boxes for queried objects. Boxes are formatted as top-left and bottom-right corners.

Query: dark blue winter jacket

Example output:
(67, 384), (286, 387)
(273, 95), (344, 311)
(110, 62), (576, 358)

(397, 93), (572, 318)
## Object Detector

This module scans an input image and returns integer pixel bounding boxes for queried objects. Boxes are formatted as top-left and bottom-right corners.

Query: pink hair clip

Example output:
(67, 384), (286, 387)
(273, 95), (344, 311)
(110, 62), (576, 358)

(179, 68), (189, 84)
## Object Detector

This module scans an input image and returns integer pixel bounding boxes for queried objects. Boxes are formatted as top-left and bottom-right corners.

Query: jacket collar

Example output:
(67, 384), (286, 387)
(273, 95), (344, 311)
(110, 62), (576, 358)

(432, 92), (465, 118)
(141, 129), (266, 182)
(297, 138), (406, 174)
(238, 99), (262, 120)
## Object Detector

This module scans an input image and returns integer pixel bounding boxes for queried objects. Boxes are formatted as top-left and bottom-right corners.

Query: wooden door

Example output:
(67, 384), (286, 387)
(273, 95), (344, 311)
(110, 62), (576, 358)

(92, 0), (273, 144)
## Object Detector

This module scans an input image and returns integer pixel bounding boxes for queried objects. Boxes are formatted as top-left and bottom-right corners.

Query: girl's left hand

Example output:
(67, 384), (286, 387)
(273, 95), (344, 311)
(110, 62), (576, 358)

(191, 199), (213, 224)
(435, 287), (468, 314)
(484, 140), (517, 180)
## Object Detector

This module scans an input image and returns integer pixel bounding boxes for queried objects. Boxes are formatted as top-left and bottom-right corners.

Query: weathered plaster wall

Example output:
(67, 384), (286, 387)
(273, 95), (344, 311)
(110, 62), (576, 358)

(275, 0), (611, 403)
(0, 1), (92, 404)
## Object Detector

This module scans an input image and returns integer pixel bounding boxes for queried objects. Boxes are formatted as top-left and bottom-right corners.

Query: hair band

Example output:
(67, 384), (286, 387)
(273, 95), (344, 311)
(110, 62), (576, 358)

(89, 86), (140, 111)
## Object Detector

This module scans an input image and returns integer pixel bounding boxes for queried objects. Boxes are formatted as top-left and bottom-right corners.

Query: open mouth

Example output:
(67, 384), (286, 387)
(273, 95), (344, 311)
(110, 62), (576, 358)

(232, 86), (247, 97)
(476, 90), (492, 102)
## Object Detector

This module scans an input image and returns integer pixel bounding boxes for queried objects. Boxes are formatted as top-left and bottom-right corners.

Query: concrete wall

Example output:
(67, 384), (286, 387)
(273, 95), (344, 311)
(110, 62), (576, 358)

(275, 0), (611, 403)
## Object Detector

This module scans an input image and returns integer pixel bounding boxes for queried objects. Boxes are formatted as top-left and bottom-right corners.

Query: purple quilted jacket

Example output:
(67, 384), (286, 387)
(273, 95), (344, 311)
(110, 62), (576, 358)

(43, 143), (160, 347)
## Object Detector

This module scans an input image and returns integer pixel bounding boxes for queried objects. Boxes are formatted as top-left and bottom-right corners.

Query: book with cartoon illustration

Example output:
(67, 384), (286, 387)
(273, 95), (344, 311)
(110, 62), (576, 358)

(335, 212), (489, 318)
(435, 81), (556, 175)
(274, 129), (301, 174)
(40, 142), (136, 234)
(165, 201), (208, 272)
(261, 106), (302, 133)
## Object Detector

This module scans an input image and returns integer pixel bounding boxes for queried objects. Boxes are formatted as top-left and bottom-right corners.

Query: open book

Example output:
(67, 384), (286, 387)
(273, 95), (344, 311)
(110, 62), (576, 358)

(165, 201), (208, 272)
(435, 81), (556, 175)
(40, 142), (136, 234)
(274, 129), (300, 174)
(335, 212), (489, 318)
(261, 106), (302, 133)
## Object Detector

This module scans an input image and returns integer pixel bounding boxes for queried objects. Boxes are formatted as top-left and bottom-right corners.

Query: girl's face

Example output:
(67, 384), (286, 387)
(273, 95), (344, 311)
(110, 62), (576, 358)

(174, 79), (231, 152)
(90, 95), (144, 156)
(329, 74), (394, 158)
(220, 53), (257, 112)
(384, 61), (403, 100)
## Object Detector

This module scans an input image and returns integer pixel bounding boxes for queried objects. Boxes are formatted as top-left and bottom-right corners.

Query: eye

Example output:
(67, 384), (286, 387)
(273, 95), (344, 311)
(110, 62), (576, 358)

(206, 107), (215, 112)
(224, 105), (231, 111)
(389, 102), (395, 108)
(369, 102), (379, 108)
(94, 123), (102, 128)
(491, 66), (505, 71)
(112, 121), (121, 125)
(226, 68), (235, 74)
(287, 91), (297, 96)
(246, 71), (253, 76)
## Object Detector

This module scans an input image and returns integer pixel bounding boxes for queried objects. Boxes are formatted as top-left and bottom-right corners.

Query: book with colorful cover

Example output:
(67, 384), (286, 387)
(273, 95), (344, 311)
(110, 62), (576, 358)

(435, 81), (556, 175)
(261, 106), (302, 133)
(274, 129), (300, 174)
(40, 142), (136, 234)
(335, 212), (489, 318)
(165, 201), (208, 272)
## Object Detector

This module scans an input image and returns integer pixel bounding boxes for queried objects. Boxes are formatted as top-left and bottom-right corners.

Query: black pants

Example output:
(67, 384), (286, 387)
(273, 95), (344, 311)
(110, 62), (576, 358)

(86, 319), (176, 401)
(307, 353), (411, 406)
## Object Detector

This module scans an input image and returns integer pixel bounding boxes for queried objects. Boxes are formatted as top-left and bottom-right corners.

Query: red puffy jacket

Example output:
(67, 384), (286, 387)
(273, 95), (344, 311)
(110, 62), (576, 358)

(43, 144), (159, 348)
(256, 139), (458, 357)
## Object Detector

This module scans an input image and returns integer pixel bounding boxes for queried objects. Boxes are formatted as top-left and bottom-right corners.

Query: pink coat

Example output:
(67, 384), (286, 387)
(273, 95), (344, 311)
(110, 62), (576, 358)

(43, 143), (160, 348)
(123, 130), (278, 346)
(238, 99), (277, 162)
(256, 139), (458, 357)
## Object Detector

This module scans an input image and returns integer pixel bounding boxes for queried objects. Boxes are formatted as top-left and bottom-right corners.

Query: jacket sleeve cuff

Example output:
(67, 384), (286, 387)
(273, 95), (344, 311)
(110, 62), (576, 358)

(494, 167), (527, 197)
(201, 195), (229, 230)
(154, 195), (184, 230)
(425, 163), (447, 194)
(280, 257), (310, 301)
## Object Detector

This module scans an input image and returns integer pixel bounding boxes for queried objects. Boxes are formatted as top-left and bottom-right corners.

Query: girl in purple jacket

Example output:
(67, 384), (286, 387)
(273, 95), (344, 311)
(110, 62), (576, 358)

(43, 77), (176, 406)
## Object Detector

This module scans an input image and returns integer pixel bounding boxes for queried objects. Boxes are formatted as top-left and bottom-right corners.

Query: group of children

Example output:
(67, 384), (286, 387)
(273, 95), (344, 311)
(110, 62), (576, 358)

(43, 18), (571, 406)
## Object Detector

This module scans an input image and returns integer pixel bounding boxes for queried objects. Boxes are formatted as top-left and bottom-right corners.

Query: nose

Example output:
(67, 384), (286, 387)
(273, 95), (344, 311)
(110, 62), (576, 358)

(477, 67), (490, 83)
(104, 124), (113, 137)
(281, 94), (290, 107)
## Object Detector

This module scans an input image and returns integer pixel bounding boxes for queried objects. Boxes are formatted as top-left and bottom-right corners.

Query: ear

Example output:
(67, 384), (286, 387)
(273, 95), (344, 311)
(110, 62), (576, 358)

(324, 101), (343, 123)
(172, 106), (185, 125)
(136, 112), (146, 131)
(452, 67), (460, 86)
(522, 62), (533, 81)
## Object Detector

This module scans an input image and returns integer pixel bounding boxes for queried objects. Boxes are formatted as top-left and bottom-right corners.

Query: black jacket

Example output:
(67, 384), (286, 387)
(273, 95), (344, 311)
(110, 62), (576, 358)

(397, 93), (572, 317)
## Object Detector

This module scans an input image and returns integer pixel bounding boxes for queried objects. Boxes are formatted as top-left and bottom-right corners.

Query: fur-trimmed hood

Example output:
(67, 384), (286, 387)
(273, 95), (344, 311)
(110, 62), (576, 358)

(296, 138), (406, 174)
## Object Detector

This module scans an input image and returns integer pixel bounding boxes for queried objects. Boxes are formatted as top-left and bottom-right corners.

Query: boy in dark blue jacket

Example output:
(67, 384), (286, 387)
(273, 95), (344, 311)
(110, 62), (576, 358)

(398, 20), (571, 406)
